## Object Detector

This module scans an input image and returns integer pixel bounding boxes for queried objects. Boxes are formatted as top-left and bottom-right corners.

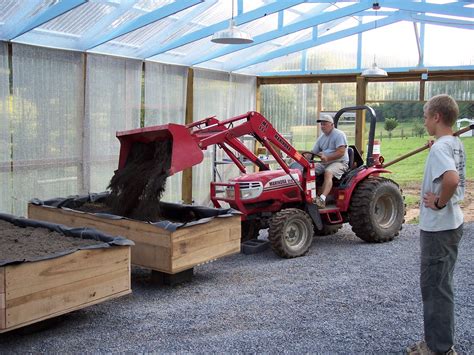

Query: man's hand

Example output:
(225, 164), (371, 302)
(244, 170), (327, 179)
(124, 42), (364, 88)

(318, 153), (328, 163)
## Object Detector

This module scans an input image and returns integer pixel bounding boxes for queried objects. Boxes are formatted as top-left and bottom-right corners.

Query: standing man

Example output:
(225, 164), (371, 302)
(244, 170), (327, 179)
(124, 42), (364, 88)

(309, 114), (349, 208)
(407, 94), (465, 355)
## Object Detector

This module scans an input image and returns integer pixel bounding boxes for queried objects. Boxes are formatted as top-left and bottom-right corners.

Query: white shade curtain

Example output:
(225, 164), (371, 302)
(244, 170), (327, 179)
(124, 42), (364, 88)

(260, 83), (319, 151)
(85, 54), (142, 193)
(11, 44), (84, 216)
(192, 69), (256, 205)
(144, 62), (188, 202)
(0, 42), (10, 213)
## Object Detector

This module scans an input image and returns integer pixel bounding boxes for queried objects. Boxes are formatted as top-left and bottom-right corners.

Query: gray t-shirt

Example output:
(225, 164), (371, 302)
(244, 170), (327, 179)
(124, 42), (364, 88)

(419, 135), (465, 232)
(311, 128), (349, 163)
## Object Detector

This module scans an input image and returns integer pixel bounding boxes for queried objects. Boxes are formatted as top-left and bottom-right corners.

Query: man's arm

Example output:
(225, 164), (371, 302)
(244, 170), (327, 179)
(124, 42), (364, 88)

(423, 170), (460, 209)
(319, 145), (346, 163)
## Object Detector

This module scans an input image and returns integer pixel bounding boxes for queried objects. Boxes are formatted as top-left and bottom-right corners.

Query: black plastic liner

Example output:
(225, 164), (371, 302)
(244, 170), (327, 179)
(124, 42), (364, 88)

(30, 192), (241, 232)
(0, 212), (134, 267)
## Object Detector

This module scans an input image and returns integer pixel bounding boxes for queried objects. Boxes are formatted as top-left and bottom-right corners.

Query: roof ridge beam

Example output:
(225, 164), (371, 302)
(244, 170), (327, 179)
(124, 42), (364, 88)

(229, 12), (404, 72)
(142, 0), (306, 59)
(85, 0), (203, 50)
(190, 1), (372, 66)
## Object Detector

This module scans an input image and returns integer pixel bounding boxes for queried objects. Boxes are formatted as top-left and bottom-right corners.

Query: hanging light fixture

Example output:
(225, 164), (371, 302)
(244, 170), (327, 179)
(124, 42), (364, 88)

(361, 3), (387, 77)
(362, 58), (388, 77)
(211, 0), (253, 44)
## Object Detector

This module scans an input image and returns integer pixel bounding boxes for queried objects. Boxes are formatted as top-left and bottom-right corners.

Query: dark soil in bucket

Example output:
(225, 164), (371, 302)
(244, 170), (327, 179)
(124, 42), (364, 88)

(107, 140), (171, 221)
(0, 220), (103, 262)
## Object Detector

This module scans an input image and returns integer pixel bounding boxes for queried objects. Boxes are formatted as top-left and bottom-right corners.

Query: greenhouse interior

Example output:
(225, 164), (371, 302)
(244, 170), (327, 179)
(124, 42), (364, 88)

(0, 0), (472, 216)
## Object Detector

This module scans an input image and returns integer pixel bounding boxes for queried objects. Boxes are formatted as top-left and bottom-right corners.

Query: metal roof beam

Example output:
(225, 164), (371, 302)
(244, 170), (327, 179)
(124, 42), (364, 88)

(86, 0), (203, 50)
(142, 0), (306, 59)
(229, 12), (404, 71)
(409, 13), (474, 29)
(135, 0), (218, 57)
(190, 1), (371, 66)
(382, 0), (473, 18)
(78, 0), (137, 50)
(4, 0), (86, 40)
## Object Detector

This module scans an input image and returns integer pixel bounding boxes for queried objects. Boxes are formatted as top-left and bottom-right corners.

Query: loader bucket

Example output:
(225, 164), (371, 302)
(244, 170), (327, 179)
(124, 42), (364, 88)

(116, 123), (204, 176)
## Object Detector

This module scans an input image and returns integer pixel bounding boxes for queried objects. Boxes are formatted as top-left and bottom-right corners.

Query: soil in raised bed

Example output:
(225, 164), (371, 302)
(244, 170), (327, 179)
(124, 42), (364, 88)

(106, 140), (171, 221)
(0, 220), (103, 262)
(76, 201), (198, 224)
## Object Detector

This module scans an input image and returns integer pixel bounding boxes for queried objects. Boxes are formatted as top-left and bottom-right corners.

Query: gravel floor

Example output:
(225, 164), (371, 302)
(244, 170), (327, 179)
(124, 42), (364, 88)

(1, 222), (472, 353)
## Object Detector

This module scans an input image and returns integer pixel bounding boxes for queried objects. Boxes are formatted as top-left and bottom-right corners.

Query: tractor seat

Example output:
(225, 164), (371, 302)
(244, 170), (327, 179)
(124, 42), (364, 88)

(347, 146), (354, 170)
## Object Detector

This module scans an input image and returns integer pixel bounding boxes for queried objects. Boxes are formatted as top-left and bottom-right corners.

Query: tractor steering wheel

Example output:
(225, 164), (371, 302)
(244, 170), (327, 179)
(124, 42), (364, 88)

(301, 151), (322, 162)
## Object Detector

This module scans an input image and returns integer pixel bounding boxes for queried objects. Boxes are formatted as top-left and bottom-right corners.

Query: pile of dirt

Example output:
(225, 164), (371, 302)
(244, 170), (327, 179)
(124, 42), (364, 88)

(106, 140), (171, 221)
(0, 220), (103, 261)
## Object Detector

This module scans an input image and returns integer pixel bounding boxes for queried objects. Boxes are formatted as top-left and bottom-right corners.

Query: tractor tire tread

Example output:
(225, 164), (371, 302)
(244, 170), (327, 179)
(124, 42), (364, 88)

(348, 176), (405, 243)
(268, 208), (313, 259)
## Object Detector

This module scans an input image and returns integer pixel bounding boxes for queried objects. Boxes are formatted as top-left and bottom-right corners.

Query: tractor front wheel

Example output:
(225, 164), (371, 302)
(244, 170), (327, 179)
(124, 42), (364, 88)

(268, 208), (314, 258)
(348, 177), (405, 242)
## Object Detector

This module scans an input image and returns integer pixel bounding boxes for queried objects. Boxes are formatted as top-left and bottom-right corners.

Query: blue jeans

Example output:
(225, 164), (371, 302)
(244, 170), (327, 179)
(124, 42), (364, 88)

(420, 224), (463, 353)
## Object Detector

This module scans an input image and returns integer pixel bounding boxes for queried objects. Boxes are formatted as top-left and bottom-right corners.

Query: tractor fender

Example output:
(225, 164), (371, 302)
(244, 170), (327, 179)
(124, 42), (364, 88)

(337, 167), (392, 211)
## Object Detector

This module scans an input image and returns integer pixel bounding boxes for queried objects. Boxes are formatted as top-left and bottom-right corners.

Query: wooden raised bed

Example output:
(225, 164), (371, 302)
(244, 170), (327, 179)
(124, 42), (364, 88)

(28, 200), (241, 275)
(0, 216), (132, 333)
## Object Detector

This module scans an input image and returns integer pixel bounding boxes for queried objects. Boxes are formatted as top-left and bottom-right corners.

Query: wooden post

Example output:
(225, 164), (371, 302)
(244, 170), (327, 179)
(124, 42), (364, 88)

(317, 80), (322, 137)
(355, 76), (367, 155)
(182, 67), (194, 204)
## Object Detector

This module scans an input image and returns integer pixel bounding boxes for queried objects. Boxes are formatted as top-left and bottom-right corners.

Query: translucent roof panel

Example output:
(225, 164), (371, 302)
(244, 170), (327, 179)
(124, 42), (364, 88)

(361, 21), (420, 69)
(424, 24), (474, 67)
(0, 0), (472, 75)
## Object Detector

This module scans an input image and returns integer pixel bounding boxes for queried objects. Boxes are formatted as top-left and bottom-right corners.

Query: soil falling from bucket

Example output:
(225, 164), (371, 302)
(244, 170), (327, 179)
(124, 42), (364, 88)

(107, 140), (171, 220)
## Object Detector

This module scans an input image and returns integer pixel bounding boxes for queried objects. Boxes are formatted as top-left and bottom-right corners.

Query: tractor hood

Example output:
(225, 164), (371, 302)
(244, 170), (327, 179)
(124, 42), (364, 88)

(230, 169), (302, 190)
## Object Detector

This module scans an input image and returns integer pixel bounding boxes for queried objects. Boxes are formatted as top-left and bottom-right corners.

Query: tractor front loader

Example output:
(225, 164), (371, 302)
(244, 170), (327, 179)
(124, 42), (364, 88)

(115, 107), (408, 258)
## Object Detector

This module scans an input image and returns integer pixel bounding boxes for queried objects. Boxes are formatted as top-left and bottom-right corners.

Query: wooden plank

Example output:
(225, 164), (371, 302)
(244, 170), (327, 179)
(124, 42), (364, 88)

(28, 204), (172, 247)
(171, 237), (241, 273)
(172, 216), (240, 241)
(130, 243), (171, 272)
(0, 267), (5, 330)
(5, 270), (130, 330)
(6, 264), (130, 328)
(172, 217), (241, 257)
(6, 247), (129, 300)
(0, 289), (130, 334)
(171, 219), (241, 272)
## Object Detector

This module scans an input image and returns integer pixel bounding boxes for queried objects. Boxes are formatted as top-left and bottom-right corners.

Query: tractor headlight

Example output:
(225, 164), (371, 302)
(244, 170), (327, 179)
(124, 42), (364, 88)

(226, 182), (263, 200)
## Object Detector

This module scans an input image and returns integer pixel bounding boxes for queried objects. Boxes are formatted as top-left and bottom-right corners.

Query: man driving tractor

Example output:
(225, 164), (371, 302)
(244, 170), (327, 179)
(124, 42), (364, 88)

(306, 114), (349, 208)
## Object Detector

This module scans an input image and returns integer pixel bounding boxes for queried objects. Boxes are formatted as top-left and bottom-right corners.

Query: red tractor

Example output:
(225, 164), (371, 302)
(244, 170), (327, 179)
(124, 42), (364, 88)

(117, 105), (405, 258)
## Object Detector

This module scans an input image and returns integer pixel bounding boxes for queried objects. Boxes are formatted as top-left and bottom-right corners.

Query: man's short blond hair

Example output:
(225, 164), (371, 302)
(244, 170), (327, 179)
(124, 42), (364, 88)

(424, 94), (459, 127)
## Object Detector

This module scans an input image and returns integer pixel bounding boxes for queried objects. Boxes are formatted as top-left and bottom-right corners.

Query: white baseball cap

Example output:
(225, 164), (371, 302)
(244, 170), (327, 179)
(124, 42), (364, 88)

(317, 114), (334, 124)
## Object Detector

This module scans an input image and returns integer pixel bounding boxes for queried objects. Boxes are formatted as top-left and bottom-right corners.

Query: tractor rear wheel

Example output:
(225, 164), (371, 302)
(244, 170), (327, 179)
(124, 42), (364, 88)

(268, 208), (314, 258)
(348, 177), (405, 242)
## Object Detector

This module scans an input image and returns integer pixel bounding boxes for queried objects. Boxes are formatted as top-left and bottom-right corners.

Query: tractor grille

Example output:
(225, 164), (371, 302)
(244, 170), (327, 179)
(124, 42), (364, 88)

(237, 182), (262, 190)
